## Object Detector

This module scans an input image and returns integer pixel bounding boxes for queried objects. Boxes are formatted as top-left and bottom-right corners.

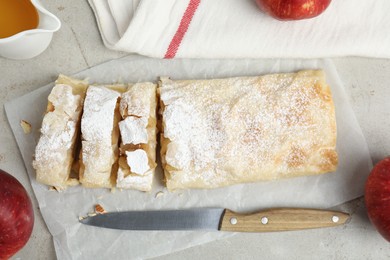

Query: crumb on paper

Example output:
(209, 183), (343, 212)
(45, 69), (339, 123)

(111, 187), (116, 193)
(49, 186), (63, 192)
(20, 120), (32, 134)
(95, 204), (107, 214)
(49, 186), (66, 192)
(178, 193), (183, 197)
(155, 191), (164, 198)
(97, 195), (103, 200)
(79, 204), (107, 221)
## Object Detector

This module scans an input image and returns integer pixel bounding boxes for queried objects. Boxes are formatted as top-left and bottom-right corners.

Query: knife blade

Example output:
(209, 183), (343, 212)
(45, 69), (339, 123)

(79, 208), (350, 232)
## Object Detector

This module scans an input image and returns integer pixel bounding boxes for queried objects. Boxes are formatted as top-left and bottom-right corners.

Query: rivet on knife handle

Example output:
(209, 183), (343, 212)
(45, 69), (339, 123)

(219, 208), (350, 232)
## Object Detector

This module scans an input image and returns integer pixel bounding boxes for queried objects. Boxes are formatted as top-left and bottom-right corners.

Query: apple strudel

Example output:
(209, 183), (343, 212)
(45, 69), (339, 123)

(79, 85), (126, 188)
(117, 82), (157, 191)
(33, 75), (88, 190)
(159, 70), (338, 190)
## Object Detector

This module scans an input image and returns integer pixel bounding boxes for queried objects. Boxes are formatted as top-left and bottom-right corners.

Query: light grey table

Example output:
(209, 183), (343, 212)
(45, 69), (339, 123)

(1, 1), (390, 259)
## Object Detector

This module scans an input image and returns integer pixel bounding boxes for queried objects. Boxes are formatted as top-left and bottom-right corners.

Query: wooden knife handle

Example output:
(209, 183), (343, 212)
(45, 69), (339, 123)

(219, 208), (350, 232)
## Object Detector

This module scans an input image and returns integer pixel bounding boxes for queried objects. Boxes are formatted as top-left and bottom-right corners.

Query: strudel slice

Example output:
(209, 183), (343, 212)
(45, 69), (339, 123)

(79, 85), (126, 188)
(33, 75), (88, 190)
(117, 82), (157, 191)
(159, 70), (338, 190)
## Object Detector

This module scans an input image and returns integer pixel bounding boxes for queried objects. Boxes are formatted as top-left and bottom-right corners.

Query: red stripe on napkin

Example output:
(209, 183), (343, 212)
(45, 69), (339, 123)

(164, 0), (201, 59)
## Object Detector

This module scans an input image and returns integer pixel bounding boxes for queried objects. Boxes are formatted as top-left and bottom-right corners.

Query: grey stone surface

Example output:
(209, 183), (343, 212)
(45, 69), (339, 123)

(1, 1), (390, 259)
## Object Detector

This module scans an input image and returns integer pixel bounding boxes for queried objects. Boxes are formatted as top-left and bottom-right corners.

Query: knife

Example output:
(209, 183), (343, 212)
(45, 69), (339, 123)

(79, 208), (350, 232)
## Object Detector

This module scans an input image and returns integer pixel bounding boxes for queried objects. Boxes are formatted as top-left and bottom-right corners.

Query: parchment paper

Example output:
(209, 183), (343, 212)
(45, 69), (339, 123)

(5, 56), (372, 260)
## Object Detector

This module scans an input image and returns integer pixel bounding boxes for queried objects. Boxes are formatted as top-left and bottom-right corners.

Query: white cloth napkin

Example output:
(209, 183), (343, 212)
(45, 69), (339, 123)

(88, 0), (390, 59)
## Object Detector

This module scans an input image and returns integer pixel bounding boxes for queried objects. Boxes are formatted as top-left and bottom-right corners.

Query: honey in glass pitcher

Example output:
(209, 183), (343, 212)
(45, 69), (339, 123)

(0, 0), (39, 38)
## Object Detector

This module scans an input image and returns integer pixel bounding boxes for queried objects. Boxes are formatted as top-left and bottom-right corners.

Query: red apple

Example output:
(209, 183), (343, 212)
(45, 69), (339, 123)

(0, 169), (34, 259)
(256, 0), (332, 21)
(365, 157), (390, 242)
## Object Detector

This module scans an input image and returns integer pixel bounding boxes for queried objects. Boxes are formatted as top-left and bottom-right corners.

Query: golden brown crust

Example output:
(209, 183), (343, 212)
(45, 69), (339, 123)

(79, 85), (126, 188)
(33, 75), (88, 190)
(116, 82), (157, 191)
(159, 70), (338, 191)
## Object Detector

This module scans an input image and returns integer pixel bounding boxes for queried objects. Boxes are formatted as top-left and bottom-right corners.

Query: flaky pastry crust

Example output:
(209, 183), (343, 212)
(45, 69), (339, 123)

(160, 70), (338, 190)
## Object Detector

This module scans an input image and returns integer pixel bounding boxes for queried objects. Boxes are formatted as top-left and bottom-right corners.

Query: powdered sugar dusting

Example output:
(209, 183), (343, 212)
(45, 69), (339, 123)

(119, 117), (148, 145)
(116, 167), (153, 191)
(119, 82), (155, 118)
(33, 84), (82, 187)
(80, 86), (120, 187)
(126, 149), (150, 175)
(160, 71), (337, 189)
(117, 82), (157, 191)
(82, 86), (120, 142)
